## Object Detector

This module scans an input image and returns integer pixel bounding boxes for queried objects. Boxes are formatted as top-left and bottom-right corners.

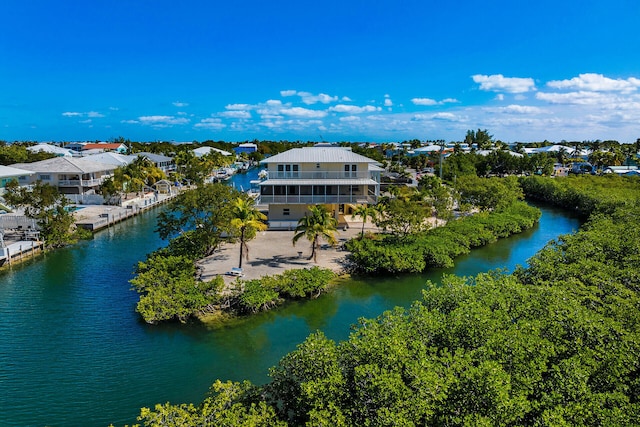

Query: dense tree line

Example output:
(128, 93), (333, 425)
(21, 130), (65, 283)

(0, 142), (56, 165)
(346, 201), (540, 274)
(121, 176), (640, 426)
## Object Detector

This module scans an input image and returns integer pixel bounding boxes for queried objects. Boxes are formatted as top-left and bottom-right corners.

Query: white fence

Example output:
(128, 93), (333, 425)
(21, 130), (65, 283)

(65, 194), (105, 205)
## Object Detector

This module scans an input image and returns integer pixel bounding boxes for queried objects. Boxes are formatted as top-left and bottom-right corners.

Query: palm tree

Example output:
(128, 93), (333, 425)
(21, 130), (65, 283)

(352, 204), (377, 239)
(292, 205), (338, 263)
(230, 197), (268, 268)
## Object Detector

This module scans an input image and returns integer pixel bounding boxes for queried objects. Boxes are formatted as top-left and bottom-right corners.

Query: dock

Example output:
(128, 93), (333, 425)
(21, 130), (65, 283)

(74, 191), (179, 232)
(0, 239), (45, 266)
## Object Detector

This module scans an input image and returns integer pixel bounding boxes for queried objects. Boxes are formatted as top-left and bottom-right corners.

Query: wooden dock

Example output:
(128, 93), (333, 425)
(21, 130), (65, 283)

(74, 191), (179, 232)
(0, 240), (45, 267)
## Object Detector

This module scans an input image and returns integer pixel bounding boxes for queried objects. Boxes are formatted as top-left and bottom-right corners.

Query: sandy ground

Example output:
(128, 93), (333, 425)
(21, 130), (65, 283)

(198, 216), (379, 283)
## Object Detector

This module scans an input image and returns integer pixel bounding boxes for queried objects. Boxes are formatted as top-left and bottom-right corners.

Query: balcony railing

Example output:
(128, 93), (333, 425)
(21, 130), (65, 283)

(258, 194), (377, 205)
(58, 178), (104, 187)
(264, 171), (375, 180)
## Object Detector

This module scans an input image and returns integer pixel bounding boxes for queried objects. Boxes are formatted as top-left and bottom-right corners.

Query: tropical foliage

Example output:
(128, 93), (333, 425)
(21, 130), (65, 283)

(0, 142), (56, 165)
(292, 205), (338, 263)
(100, 156), (166, 202)
(127, 199), (640, 426)
(230, 197), (268, 268)
(156, 183), (242, 258)
(2, 180), (89, 247)
(347, 201), (540, 273)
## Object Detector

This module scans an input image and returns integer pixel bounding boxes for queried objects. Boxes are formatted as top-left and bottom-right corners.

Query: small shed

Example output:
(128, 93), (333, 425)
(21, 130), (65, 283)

(153, 179), (174, 195)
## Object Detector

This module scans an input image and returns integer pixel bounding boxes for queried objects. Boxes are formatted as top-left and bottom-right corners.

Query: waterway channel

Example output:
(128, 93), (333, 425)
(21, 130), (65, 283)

(0, 178), (581, 426)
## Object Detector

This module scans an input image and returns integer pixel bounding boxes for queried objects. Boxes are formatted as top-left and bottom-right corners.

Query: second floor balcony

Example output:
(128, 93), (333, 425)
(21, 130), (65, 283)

(264, 170), (377, 180)
(258, 194), (377, 205)
(58, 178), (105, 187)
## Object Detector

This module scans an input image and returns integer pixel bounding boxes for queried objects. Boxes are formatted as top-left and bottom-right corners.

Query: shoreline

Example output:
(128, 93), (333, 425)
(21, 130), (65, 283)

(197, 215), (379, 283)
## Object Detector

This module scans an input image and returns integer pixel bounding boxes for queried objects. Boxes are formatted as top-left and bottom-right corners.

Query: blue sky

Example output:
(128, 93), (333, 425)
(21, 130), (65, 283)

(2, 0), (639, 143)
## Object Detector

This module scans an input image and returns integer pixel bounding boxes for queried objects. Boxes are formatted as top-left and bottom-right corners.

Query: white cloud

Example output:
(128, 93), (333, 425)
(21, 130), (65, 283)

(492, 105), (545, 114)
(195, 118), (226, 130)
(329, 104), (381, 114)
(384, 98), (393, 107)
(535, 91), (611, 105)
(472, 74), (536, 93)
(280, 107), (328, 118)
(226, 103), (252, 110)
(411, 98), (437, 106)
(341, 96), (352, 102)
(173, 101), (189, 107)
(62, 111), (104, 118)
(411, 97), (458, 106)
(547, 73), (640, 92)
(495, 94), (505, 101)
(431, 112), (462, 121)
(339, 116), (361, 122)
(297, 92), (338, 105)
(412, 112), (463, 122)
(137, 115), (190, 126)
(219, 110), (252, 119)
(279, 90), (340, 104)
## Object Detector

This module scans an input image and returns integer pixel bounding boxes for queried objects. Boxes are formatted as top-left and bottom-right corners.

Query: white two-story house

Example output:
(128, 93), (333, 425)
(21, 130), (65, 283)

(258, 146), (382, 228)
(11, 157), (116, 195)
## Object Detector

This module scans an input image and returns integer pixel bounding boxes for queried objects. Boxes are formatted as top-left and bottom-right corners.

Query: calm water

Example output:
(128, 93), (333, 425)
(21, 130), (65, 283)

(0, 187), (580, 426)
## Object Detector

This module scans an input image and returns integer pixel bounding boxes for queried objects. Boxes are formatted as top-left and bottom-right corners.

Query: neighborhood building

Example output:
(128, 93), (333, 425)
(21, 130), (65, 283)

(26, 143), (75, 157)
(603, 165), (639, 175)
(234, 142), (258, 154)
(83, 152), (137, 167)
(11, 157), (116, 195)
(81, 143), (128, 153)
(0, 165), (34, 195)
(193, 146), (233, 157)
(257, 146), (382, 229)
(136, 152), (176, 175)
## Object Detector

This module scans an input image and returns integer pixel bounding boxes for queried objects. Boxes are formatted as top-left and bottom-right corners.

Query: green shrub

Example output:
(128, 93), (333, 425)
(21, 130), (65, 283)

(347, 201), (541, 274)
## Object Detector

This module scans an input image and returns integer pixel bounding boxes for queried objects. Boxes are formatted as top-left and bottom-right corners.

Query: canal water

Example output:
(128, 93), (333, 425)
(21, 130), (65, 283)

(0, 177), (581, 426)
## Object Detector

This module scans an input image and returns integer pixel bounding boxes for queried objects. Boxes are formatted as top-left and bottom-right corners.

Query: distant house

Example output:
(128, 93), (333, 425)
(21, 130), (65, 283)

(0, 165), (34, 195)
(569, 162), (595, 174)
(136, 152), (176, 174)
(257, 146), (381, 228)
(65, 142), (87, 151)
(603, 166), (639, 175)
(11, 157), (116, 194)
(193, 146), (232, 157)
(82, 143), (128, 154)
(234, 143), (258, 154)
(26, 143), (74, 157)
(407, 145), (445, 157)
(83, 152), (137, 167)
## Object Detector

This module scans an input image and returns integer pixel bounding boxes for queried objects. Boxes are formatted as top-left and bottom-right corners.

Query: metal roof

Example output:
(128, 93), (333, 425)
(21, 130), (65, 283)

(12, 157), (117, 174)
(0, 165), (35, 178)
(260, 147), (381, 165)
(259, 178), (378, 186)
(137, 152), (174, 163)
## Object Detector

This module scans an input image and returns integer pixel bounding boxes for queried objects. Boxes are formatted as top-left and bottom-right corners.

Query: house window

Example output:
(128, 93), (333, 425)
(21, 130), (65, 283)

(344, 164), (357, 177)
(277, 164), (299, 178)
(283, 208), (290, 216)
(39, 174), (51, 181)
